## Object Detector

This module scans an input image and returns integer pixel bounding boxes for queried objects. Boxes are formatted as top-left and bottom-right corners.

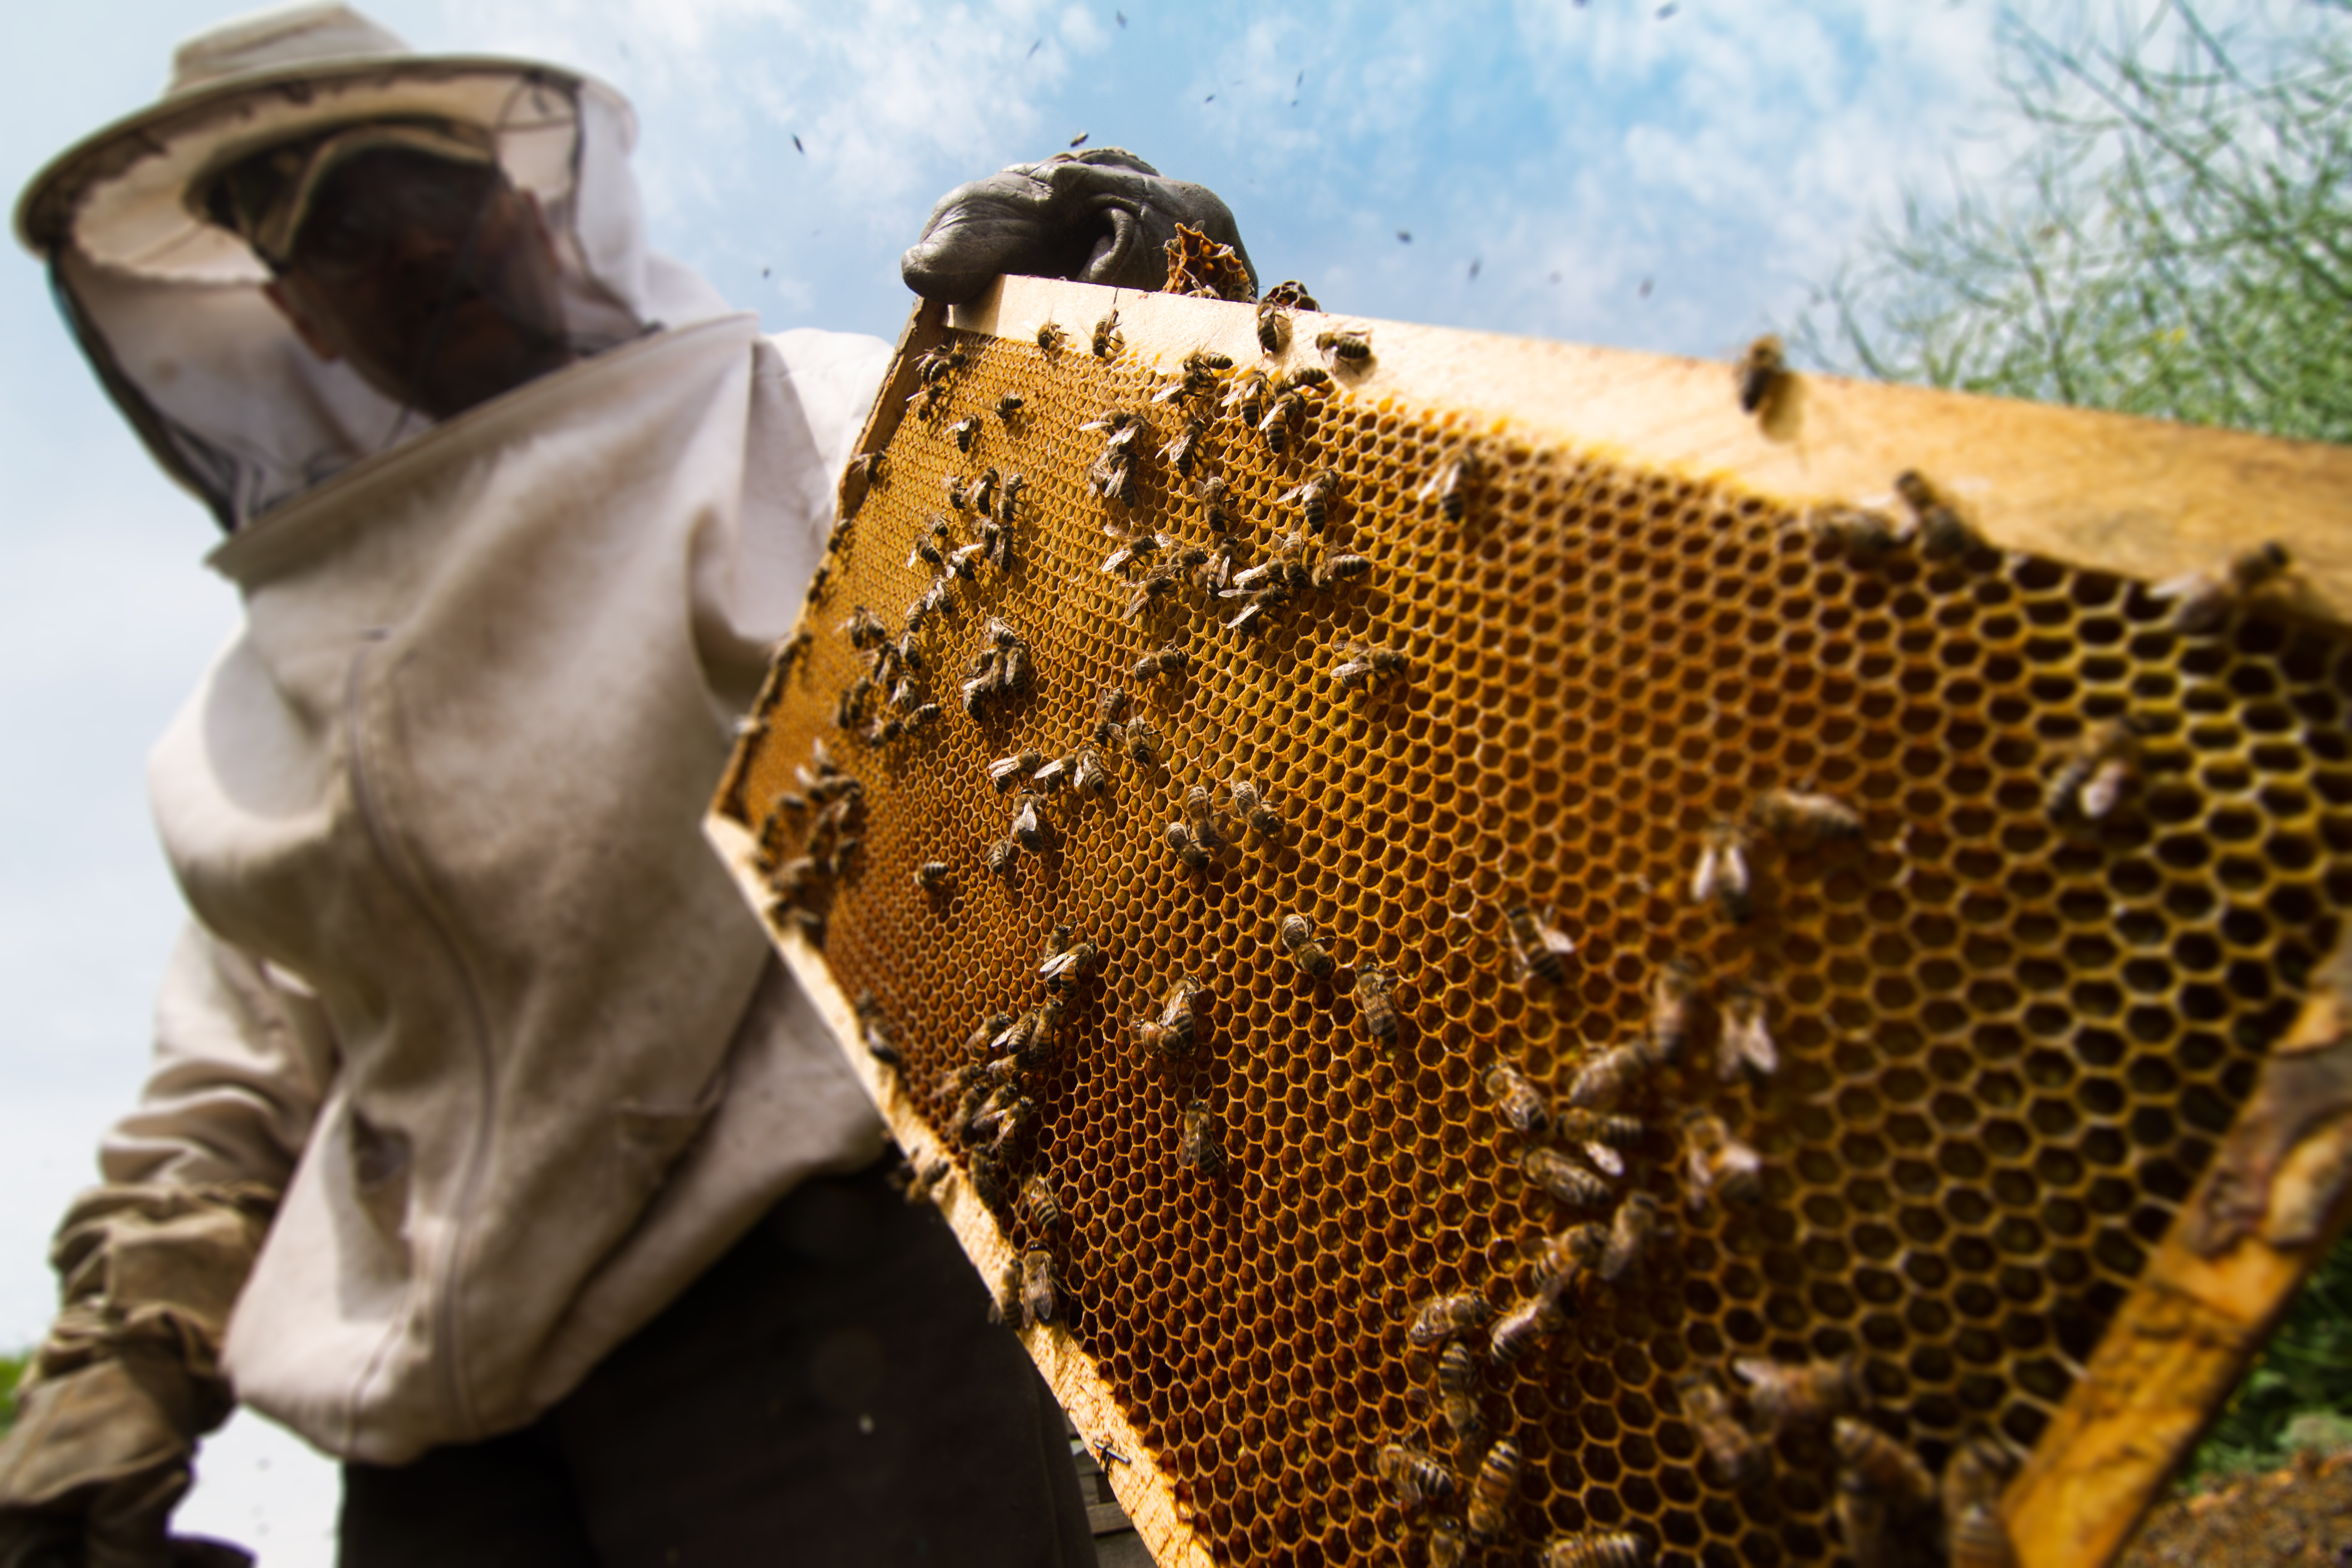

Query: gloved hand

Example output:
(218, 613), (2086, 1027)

(900, 148), (1255, 305)
(0, 1186), (273, 1568)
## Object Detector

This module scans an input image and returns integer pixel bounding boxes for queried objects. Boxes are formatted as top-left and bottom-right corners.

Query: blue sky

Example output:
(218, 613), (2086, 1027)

(0, 0), (2332, 1557)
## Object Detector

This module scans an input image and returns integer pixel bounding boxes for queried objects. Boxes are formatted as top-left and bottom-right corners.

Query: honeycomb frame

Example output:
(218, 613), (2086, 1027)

(708, 276), (2352, 1568)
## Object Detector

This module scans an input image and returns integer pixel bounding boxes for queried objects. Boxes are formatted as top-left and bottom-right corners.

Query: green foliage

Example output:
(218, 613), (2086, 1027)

(1802, 0), (2352, 445)
(0, 1351), (20, 1434)
(2186, 1233), (2352, 1484)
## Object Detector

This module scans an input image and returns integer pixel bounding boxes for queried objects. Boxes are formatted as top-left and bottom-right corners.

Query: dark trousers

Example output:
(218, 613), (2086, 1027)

(340, 1164), (1099, 1568)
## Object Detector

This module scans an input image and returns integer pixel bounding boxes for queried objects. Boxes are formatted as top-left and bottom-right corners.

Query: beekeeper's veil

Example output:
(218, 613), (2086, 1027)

(15, 2), (730, 531)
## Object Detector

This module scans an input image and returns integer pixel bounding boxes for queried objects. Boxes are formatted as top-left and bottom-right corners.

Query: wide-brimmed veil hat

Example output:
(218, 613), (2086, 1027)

(18, 3), (730, 529)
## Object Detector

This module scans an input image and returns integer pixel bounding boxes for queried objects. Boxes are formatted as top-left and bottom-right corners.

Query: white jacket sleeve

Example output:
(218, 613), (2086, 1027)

(98, 921), (335, 1195)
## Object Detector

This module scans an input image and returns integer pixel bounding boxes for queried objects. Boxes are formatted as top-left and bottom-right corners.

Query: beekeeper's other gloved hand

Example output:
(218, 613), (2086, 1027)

(0, 1186), (272, 1568)
(900, 148), (1255, 305)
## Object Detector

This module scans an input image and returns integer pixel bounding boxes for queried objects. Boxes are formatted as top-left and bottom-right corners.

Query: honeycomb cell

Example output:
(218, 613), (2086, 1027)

(721, 319), (2351, 1568)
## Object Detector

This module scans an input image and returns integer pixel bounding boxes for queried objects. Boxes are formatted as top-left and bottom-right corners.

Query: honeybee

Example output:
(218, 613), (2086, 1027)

(853, 991), (901, 1066)
(1567, 1041), (1655, 1111)
(1311, 553), (1372, 589)
(910, 526), (948, 572)
(778, 905), (826, 944)
(2152, 539), (2292, 633)
(1483, 1064), (1552, 1134)
(1037, 321), (1068, 353)
(1690, 819), (1752, 921)
(1001, 639), (1032, 693)
(1377, 1445), (1456, 1512)
(1125, 720), (1166, 767)
(1094, 686), (1128, 734)
(1505, 905), (1577, 986)
(964, 1012), (1014, 1057)
(1020, 1249), (1058, 1327)
(995, 393), (1024, 422)
(1010, 792), (1046, 850)
(1023, 1171), (1063, 1234)
(1222, 587), (1285, 635)
(1164, 819), (1210, 873)
(1039, 937), (1100, 985)
(1223, 776), (1280, 838)
(1435, 1342), (1487, 1453)
(1278, 913), (1335, 981)
(1122, 568), (1180, 622)
(1408, 1293), (1495, 1348)
(949, 415), (980, 452)
(1554, 1108), (1643, 1178)
(1683, 1110), (1763, 1209)
(913, 861), (949, 892)
(1161, 416), (1205, 475)
(1833, 1417), (1937, 1568)
(1539, 1530), (1653, 1568)
(945, 475), (969, 512)
(990, 1256), (1024, 1324)
(997, 470), (1024, 526)
(908, 577), (953, 628)
(841, 605), (887, 649)
(1355, 968), (1401, 1046)
(1194, 472), (1236, 534)
(1733, 1355), (1862, 1436)
(1333, 645), (1409, 691)
(1315, 327), (1372, 366)
(1487, 1289), (1566, 1367)
(833, 675), (874, 730)
(1255, 298), (1290, 354)
(1803, 503), (1901, 558)
(1736, 334), (1785, 415)
(1091, 311), (1123, 358)
(1418, 449), (1481, 522)
(969, 467), (999, 518)
(984, 838), (1016, 874)
(1717, 984), (1777, 1080)
(1070, 748), (1110, 796)
(1180, 1098), (1225, 1175)
(1892, 468), (1981, 559)
(1942, 1433), (2019, 1568)
(1522, 1146), (1612, 1209)
(1465, 1440), (1518, 1541)
(1601, 1192), (1668, 1281)
(1134, 644), (1188, 679)
(1223, 368), (1269, 427)
(1284, 365), (1333, 388)
(1031, 753), (1073, 791)
(1676, 1369), (1765, 1486)
(1751, 787), (1862, 842)
(902, 1157), (949, 1207)
(989, 749), (1044, 791)
(1279, 469), (1343, 532)
(2045, 717), (2144, 824)
(945, 542), (988, 579)
(1425, 1519), (1468, 1568)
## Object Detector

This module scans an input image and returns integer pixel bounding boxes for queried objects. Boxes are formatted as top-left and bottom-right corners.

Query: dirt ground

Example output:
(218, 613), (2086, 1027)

(2117, 1450), (2352, 1566)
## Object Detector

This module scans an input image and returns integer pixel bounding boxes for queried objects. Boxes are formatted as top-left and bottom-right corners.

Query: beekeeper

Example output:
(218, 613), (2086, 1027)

(0, 5), (1252, 1564)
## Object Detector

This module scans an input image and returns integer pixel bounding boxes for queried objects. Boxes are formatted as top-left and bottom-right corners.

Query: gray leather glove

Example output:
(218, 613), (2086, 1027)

(0, 1186), (273, 1568)
(900, 148), (1256, 305)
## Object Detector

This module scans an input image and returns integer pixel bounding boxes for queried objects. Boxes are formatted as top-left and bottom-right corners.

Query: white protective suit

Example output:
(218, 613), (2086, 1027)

(18, 9), (892, 1462)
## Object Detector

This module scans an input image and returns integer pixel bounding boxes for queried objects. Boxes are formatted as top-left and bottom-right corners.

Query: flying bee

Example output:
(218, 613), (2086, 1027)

(1091, 310), (1123, 358)
(1553, 1108), (1643, 1177)
(1278, 468), (1343, 532)
(913, 861), (949, 892)
(1409, 1293), (1495, 1348)
(1072, 748), (1110, 795)
(1020, 1249), (1058, 1328)
(1523, 1146), (1612, 1209)
(1676, 1369), (1766, 1486)
(1717, 983), (1778, 1080)
(1179, 1098), (1225, 1175)
(2152, 539), (2292, 632)
(995, 392), (1024, 422)
(1505, 905), (1576, 986)
(1892, 468), (1982, 559)
(989, 1256), (1024, 1324)
(1278, 913), (1335, 981)
(1255, 298), (1290, 354)
(1751, 787), (1862, 842)
(840, 605), (887, 648)
(1124, 720), (1165, 767)
(1804, 503), (1901, 559)
(1683, 1110), (1764, 1209)
(1568, 1041), (1654, 1111)
(2045, 716), (2144, 824)
(1735, 334), (1785, 414)
(1426, 1519), (1468, 1568)
(1647, 961), (1696, 1064)
(984, 837), (1015, 873)
(990, 748), (1045, 791)
(1942, 1433), (2019, 1568)
(1161, 417), (1205, 475)
(1419, 448), (1481, 522)
(1164, 819), (1210, 873)
(949, 415), (980, 452)
(1222, 368), (1269, 426)
(1333, 645), (1409, 691)
(1690, 819), (1753, 921)
(1377, 1445), (1456, 1513)
(1312, 554), (1372, 589)
(1434, 1341), (1488, 1454)
(1484, 1064), (1552, 1134)
(1833, 1417), (1937, 1568)
(1039, 938), (1100, 985)
(1465, 1440), (1519, 1541)
(1355, 968), (1400, 1046)
(1010, 792), (1046, 850)
(1022, 1171), (1063, 1234)
(1488, 1290), (1566, 1367)
(1134, 644), (1188, 679)
(1225, 776), (1281, 838)
(1315, 327), (1373, 365)
(1539, 1529), (1654, 1568)
(1733, 1355), (1862, 1437)
(1037, 320), (1068, 353)
(1601, 1192), (1668, 1281)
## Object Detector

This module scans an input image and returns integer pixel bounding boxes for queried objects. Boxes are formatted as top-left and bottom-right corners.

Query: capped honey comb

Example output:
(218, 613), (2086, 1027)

(711, 279), (2352, 1568)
